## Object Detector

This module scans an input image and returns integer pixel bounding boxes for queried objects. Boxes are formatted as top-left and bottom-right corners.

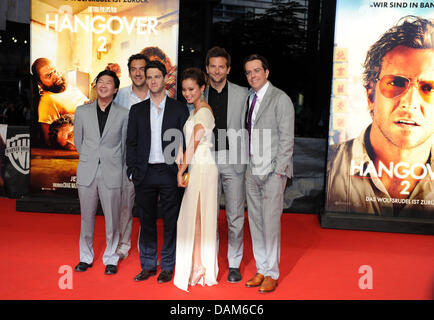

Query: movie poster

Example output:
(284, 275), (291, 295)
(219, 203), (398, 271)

(30, 0), (179, 196)
(326, 0), (434, 219)
(0, 125), (6, 197)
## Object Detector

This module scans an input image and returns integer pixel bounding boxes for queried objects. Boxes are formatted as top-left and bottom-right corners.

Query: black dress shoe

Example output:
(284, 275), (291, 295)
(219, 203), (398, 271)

(74, 262), (93, 272)
(134, 269), (157, 281)
(227, 268), (242, 283)
(104, 264), (118, 275)
(157, 270), (173, 283)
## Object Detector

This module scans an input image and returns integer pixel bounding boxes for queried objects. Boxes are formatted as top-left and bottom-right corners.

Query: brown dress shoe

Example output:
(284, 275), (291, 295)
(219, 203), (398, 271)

(245, 273), (265, 287)
(258, 276), (278, 293)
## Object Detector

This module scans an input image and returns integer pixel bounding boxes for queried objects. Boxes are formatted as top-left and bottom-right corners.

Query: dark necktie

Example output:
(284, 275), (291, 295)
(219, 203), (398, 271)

(247, 94), (257, 155)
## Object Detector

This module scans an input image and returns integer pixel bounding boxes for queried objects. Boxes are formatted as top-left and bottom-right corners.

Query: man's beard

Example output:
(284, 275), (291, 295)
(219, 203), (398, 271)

(210, 75), (226, 85)
(43, 76), (67, 93)
(132, 78), (146, 88)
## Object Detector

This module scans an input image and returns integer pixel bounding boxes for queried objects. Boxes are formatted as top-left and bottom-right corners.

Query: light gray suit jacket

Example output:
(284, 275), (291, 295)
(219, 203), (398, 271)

(204, 81), (248, 174)
(74, 100), (129, 188)
(242, 81), (294, 179)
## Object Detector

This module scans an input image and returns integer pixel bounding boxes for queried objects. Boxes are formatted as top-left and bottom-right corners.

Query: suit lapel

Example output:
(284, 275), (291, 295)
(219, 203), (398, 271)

(88, 101), (100, 139)
(101, 102), (118, 139)
(253, 83), (273, 124)
(204, 87), (209, 102)
(144, 99), (151, 138)
(243, 88), (254, 127)
(161, 97), (169, 142)
(206, 81), (240, 128)
(227, 82), (234, 129)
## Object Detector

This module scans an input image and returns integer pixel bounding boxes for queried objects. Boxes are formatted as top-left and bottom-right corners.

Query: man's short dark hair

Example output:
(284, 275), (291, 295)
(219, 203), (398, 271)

(49, 114), (73, 148)
(127, 53), (150, 71)
(243, 54), (270, 71)
(95, 70), (120, 89)
(363, 15), (434, 90)
(206, 46), (231, 67)
(145, 60), (167, 78)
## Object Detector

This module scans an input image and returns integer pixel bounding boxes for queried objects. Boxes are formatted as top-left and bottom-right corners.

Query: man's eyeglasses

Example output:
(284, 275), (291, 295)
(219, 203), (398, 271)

(376, 75), (434, 104)
(245, 67), (264, 78)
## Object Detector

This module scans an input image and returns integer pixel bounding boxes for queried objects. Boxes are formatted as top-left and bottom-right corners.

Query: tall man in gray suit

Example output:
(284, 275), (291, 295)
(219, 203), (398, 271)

(73, 70), (129, 275)
(204, 46), (248, 283)
(243, 54), (294, 293)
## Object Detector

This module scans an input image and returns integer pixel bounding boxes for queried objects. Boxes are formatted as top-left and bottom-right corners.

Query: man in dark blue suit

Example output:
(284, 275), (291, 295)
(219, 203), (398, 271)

(126, 60), (189, 283)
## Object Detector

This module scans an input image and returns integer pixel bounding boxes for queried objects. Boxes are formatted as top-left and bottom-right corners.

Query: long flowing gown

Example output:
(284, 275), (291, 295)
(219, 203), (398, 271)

(173, 107), (219, 292)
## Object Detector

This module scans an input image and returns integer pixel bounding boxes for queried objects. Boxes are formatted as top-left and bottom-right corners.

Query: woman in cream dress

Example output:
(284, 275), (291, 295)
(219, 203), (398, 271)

(174, 68), (219, 292)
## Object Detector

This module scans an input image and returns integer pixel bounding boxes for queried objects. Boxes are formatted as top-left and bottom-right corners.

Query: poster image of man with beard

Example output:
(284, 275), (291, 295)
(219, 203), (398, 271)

(31, 58), (88, 147)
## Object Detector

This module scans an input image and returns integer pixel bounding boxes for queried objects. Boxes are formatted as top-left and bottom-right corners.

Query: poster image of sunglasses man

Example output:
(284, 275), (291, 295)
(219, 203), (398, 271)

(327, 16), (434, 217)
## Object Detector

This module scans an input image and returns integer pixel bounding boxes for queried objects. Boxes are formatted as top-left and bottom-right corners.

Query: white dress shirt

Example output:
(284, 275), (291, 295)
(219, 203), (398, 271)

(148, 95), (167, 164)
(248, 81), (270, 153)
(114, 84), (150, 110)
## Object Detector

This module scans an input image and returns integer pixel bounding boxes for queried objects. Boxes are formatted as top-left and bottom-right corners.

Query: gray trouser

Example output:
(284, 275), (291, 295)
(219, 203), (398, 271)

(217, 163), (246, 268)
(78, 166), (121, 266)
(246, 166), (287, 280)
(117, 172), (135, 255)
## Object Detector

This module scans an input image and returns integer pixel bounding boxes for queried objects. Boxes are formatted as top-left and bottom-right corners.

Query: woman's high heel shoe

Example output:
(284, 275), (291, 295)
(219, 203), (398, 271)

(189, 265), (205, 286)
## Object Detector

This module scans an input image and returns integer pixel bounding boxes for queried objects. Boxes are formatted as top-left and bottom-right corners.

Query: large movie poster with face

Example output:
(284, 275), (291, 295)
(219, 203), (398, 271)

(326, 0), (434, 219)
(30, 0), (179, 196)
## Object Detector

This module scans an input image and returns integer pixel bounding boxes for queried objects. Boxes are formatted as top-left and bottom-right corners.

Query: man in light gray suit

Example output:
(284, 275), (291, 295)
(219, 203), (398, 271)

(204, 46), (248, 283)
(73, 70), (129, 275)
(243, 54), (294, 293)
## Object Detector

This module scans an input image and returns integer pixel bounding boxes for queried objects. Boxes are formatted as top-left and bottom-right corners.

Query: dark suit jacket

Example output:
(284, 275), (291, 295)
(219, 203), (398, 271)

(126, 97), (189, 187)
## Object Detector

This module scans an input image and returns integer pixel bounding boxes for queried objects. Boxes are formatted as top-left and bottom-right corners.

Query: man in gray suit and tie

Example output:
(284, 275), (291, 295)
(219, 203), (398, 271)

(243, 54), (294, 293)
(73, 70), (129, 275)
(204, 46), (248, 283)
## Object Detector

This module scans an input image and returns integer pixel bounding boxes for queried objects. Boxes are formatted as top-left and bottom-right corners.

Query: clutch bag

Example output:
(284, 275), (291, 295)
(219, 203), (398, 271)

(182, 172), (190, 185)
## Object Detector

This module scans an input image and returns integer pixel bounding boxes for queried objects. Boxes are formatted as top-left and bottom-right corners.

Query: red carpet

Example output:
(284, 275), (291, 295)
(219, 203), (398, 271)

(0, 198), (433, 300)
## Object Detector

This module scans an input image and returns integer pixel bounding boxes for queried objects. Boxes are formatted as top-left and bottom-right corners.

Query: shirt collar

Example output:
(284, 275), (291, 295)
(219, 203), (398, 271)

(209, 81), (228, 95)
(253, 81), (270, 100)
(128, 84), (150, 100)
(97, 100), (112, 113)
(150, 95), (167, 111)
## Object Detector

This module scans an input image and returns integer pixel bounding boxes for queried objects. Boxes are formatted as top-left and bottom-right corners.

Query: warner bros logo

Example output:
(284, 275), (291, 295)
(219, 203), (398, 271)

(5, 133), (30, 175)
